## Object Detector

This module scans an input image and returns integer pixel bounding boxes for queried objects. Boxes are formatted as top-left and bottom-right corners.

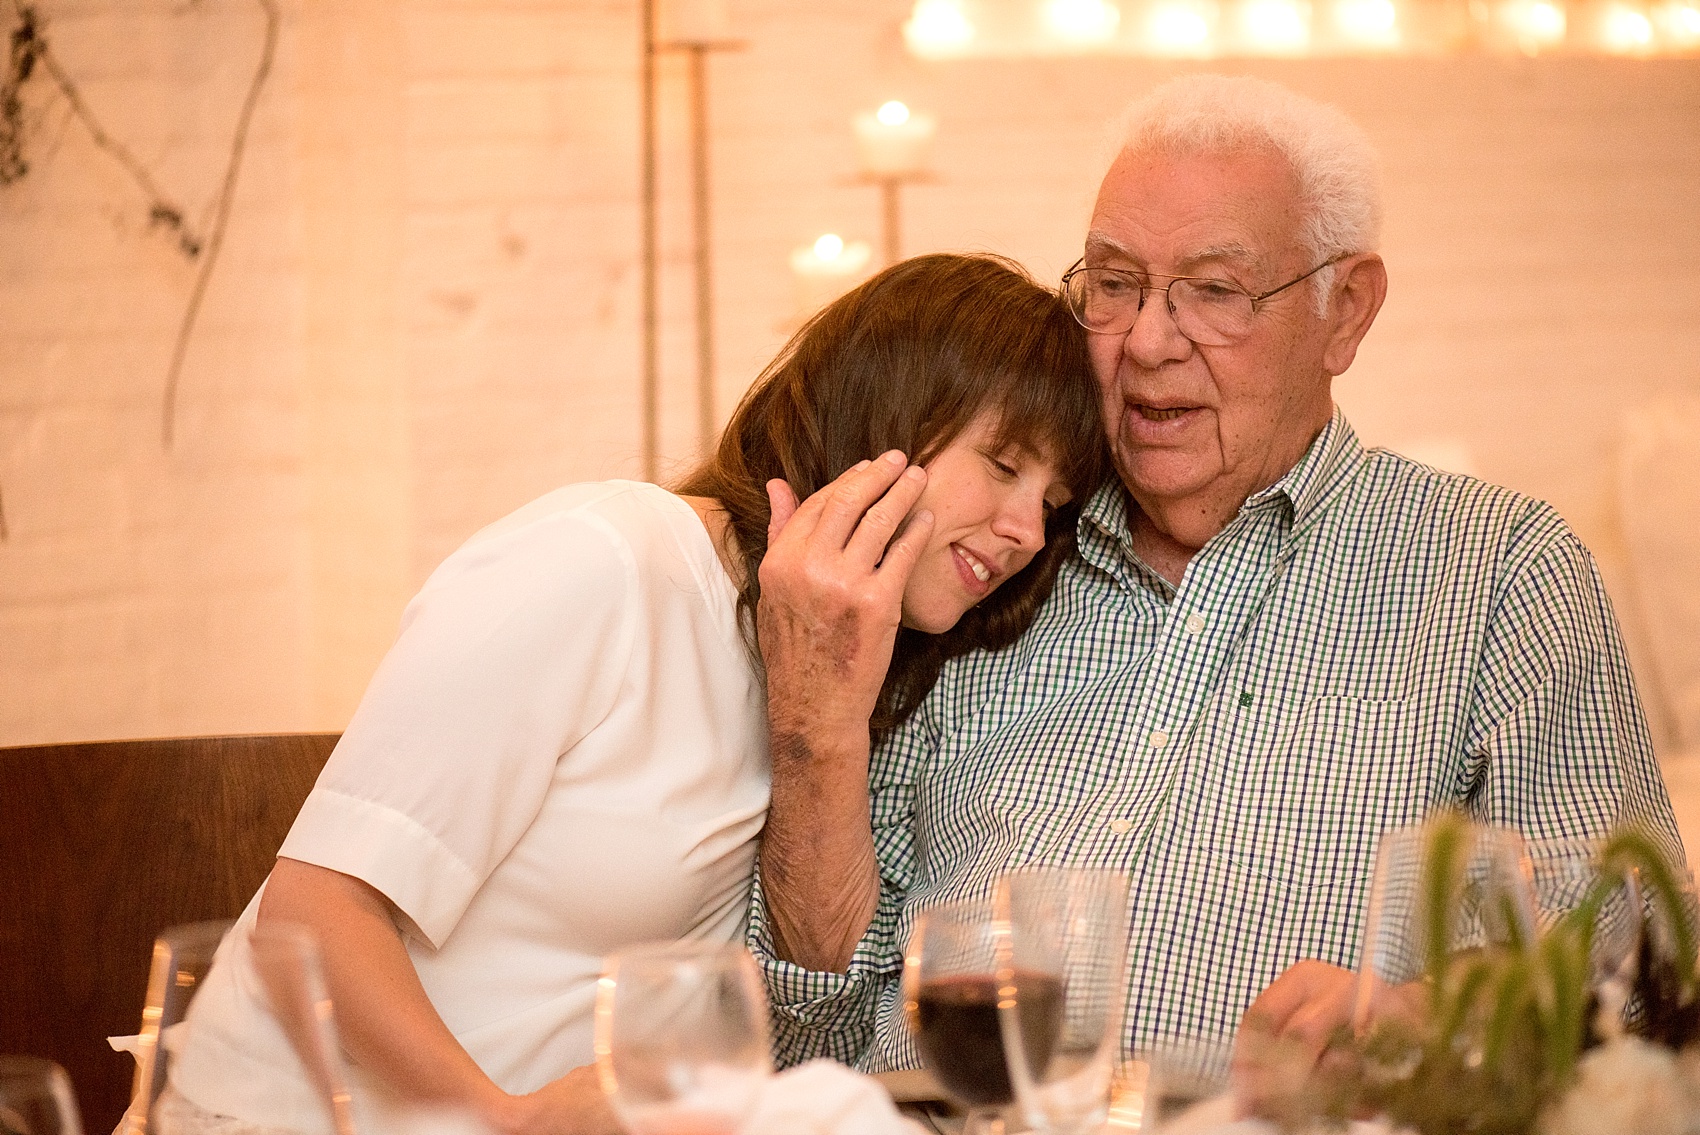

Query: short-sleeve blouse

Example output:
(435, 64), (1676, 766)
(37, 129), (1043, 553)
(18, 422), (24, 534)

(173, 481), (769, 1135)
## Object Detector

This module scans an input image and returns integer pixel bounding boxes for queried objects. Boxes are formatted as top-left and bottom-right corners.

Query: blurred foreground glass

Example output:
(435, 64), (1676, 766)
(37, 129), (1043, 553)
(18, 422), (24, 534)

(118, 920), (231, 1135)
(1352, 820), (1535, 1029)
(996, 869), (1129, 1135)
(903, 900), (1022, 1135)
(0, 1057), (83, 1135)
(248, 924), (358, 1135)
(594, 942), (770, 1135)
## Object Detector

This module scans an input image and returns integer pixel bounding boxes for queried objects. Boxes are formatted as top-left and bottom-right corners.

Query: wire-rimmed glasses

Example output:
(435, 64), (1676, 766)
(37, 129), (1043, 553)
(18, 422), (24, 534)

(1060, 255), (1349, 344)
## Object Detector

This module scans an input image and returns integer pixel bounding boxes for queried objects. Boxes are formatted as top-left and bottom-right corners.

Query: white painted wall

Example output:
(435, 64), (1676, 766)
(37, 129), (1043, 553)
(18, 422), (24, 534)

(1, 0), (1696, 754)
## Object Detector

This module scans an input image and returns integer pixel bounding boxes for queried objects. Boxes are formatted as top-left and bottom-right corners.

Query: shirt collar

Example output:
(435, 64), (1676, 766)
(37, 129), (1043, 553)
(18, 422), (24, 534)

(1077, 406), (1366, 574)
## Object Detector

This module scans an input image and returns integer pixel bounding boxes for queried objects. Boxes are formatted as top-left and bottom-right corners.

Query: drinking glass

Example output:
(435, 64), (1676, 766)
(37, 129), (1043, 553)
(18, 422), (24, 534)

(0, 1056), (83, 1135)
(594, 941), (771, 1135)
(902, 899), (1020, 1135)
(996, 868), (1130, 1135)
(247, 923), (358, 1135)
(119, 920), (232, 1135)
(1351, 819), (1535, 1031)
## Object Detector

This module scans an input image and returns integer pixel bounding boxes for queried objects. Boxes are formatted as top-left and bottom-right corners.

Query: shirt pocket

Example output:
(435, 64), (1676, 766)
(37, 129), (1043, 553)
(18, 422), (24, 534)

(1203, 694), (1436, 890)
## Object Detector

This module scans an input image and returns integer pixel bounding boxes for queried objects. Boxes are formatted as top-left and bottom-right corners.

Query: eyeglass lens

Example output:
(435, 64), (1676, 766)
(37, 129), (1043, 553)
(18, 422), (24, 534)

(1064, 270), (1255, 346)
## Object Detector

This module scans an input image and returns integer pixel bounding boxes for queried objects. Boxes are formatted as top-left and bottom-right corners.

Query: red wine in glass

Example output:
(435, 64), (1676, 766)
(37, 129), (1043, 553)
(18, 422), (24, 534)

(912, 972), (1064, 1108)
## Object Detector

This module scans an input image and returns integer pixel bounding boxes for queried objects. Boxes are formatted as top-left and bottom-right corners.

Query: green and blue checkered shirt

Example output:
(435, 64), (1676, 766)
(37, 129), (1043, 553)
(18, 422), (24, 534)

(748, 410), (1682, 1070)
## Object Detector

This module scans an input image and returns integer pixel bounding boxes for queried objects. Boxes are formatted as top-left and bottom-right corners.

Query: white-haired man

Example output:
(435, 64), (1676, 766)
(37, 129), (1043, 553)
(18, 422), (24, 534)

(748, 74), (1681, 1084)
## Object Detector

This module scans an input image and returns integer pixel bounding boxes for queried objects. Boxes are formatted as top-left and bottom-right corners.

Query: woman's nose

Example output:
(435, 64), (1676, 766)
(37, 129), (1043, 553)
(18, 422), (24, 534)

(993, 490), (1047, 554)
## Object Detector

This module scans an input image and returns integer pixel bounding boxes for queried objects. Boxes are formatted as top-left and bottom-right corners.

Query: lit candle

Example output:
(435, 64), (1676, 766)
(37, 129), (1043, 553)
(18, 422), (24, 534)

(790, 234), (873, 316)
(852, 101), (938, 179)
(661, 0), (731, 43)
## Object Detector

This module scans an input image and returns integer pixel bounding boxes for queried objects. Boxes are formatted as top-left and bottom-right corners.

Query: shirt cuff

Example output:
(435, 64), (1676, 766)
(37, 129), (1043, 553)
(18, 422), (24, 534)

(278, 787), (483, 949)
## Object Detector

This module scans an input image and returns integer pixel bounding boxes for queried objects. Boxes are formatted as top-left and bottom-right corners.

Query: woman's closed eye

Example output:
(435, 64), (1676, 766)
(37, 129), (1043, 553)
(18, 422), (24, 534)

(979, 450), (1020, 480)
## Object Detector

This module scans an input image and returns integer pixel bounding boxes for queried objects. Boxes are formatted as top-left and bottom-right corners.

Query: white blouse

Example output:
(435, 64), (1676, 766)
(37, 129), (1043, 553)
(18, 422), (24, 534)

(173, 481), (769, 1135)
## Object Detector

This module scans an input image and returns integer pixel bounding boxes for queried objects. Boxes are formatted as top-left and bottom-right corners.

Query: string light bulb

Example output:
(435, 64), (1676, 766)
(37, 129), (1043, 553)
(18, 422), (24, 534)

(1334, 0), (1399, 44)
(1239, 0), (1312, 52)
(1146, 0), (1214, 52)
(1500, 0), (1566, 50)
(1044, 0), (1123, 41)
(904, 0), (976, 55)
(1600, 2), (1654, 49)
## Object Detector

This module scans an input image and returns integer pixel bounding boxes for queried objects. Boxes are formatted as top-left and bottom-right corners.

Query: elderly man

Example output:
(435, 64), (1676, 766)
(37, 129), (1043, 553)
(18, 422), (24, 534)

(748, 74), (1681, 1077)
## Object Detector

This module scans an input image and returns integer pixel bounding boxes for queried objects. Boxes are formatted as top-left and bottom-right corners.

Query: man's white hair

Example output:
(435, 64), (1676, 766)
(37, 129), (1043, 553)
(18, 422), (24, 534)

(1112, 75), (1383, 311)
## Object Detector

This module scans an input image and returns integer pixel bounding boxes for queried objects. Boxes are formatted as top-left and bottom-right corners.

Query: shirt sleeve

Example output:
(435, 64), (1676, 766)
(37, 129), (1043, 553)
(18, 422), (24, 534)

(279, 506), (638, 948)
(747, 699), (935, 1069)
(1464, 509), (1684, 869)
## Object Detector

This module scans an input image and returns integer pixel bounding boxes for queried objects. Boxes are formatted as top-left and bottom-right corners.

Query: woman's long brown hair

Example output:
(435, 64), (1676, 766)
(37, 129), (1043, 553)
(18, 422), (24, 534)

(676, 253), (1106, 740)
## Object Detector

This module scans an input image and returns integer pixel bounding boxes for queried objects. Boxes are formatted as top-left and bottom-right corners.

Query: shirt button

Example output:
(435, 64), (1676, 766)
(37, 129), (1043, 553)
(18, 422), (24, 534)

(1109, 819), (1133, 834)
(1148, 729), (1169, 750)
(1184, 613), (1206, 636)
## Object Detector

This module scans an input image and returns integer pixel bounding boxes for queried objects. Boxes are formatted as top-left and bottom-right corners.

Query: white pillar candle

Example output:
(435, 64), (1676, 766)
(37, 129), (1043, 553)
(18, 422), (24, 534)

(790, 234), (873, 316)
(662, 0), (732, 43)
(852, 101), (937, 178)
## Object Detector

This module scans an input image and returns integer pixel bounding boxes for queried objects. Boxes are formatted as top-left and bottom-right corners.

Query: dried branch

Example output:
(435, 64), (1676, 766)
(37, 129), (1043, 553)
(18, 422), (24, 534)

(161, 0), (279, 446)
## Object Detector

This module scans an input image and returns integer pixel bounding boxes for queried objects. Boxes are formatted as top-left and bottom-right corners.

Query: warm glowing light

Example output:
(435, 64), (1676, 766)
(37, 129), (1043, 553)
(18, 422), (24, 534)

(1601, 2), (1654, 48)
(1146, 1), (1213, 52)
(1045, 0), (1123, 41)
(876, 101), (911, 126)
(1240, 0), (1311, 51)
(813, 233), (846, 260)
(1334, 0), (1399, 43)
(904, 0), (976, 55)
(1656, 0), (1700, 42)
(1501, 0), (1566, 48)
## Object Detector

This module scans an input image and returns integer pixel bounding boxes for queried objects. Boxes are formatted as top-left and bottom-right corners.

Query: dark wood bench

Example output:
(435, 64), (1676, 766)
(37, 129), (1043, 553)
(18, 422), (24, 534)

(0, 734), (340, 1135)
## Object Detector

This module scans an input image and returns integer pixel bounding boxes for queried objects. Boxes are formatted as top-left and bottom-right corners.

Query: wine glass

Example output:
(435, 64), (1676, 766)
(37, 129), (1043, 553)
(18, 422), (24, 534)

(902, 899), (1024, 1135)
(0, 1057), (83, 1135)
(119, 920), (231, 1135)
(594, 941), (771, 1135)
(247, 923), (358, 1135)
(995, 868), (1130, 1135)
(1351, 818), (1535, 1031)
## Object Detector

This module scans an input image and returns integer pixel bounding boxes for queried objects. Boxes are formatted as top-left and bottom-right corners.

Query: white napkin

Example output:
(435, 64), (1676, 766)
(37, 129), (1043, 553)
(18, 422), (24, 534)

(745, 1061), (930, 1135)
(1161, 1094), (1396, 1135)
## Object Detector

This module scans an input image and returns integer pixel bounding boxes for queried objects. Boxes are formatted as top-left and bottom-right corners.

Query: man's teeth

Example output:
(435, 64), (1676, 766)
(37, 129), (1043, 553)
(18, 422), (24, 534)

(1138, 405), (1191, 421)
(959, 547), (991, 582)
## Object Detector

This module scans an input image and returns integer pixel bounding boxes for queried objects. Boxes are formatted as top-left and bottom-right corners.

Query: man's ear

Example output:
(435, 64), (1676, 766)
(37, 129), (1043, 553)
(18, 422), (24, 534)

(1322, 253), (1388, 377)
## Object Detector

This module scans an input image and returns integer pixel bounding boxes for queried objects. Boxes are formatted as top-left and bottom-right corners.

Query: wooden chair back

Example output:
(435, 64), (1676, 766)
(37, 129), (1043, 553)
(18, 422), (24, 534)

(0, 733), (339, 1135)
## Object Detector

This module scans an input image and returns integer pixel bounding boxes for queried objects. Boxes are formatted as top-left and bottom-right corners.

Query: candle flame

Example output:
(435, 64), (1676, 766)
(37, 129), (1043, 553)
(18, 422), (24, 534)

(814, 234), (846, 260)
(877, 101), (912, 126)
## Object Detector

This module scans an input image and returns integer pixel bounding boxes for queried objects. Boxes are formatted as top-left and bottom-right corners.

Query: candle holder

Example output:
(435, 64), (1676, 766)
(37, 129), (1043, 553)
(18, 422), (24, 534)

(638, 0), (746, 478)
(851, 102), (938, 267)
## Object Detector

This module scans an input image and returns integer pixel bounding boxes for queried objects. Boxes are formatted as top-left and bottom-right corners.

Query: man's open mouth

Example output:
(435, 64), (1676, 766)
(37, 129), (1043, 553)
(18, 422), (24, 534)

(1135, 404), (1194, 422)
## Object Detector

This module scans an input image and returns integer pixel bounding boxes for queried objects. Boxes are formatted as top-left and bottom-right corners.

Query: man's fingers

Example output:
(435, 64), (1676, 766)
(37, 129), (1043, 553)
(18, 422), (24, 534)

(811, 451), (912, 550)
(844, 464), (930, 568)
(872, 508), (935, 589)
(766, 478), (801, 542)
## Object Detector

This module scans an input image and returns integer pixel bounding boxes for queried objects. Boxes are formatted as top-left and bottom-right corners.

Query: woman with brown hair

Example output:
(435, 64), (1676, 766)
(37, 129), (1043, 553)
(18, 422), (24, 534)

(166, 253), (1105, 1135)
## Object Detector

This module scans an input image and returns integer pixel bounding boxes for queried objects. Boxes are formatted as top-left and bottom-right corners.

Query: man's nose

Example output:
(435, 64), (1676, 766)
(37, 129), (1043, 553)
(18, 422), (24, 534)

(1124, 284), (1194, 368)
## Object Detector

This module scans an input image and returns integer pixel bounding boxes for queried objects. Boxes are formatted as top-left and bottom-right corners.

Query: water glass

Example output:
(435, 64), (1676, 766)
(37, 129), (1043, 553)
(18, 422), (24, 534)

(594, 942), (771, 1135)
(995, 868), (1130, 1135)
(0, 1056), (83, 1135)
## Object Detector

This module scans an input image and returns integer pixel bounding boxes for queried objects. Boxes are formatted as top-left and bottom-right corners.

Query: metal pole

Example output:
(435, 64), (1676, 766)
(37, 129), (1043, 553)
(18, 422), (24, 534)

(639, 0), (659, 481)
(687, 45), (715, 455)
(881, 177), (901, 267)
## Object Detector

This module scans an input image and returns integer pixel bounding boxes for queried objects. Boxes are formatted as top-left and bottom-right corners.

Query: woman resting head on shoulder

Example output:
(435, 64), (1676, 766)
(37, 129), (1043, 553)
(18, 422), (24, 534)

(161, 253), (1103, 1135)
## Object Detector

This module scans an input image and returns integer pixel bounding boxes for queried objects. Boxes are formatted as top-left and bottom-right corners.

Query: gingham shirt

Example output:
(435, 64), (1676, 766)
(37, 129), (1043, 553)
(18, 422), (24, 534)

(748, 409), (1683, 1071)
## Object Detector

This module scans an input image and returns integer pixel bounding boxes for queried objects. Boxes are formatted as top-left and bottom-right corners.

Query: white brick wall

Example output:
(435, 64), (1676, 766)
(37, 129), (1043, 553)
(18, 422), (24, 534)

(1, 0), (1696, 749)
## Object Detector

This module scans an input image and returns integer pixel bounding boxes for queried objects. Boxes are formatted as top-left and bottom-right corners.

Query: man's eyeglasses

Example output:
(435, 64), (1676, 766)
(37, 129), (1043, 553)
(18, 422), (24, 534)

(1060, 254), (1350, 345)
